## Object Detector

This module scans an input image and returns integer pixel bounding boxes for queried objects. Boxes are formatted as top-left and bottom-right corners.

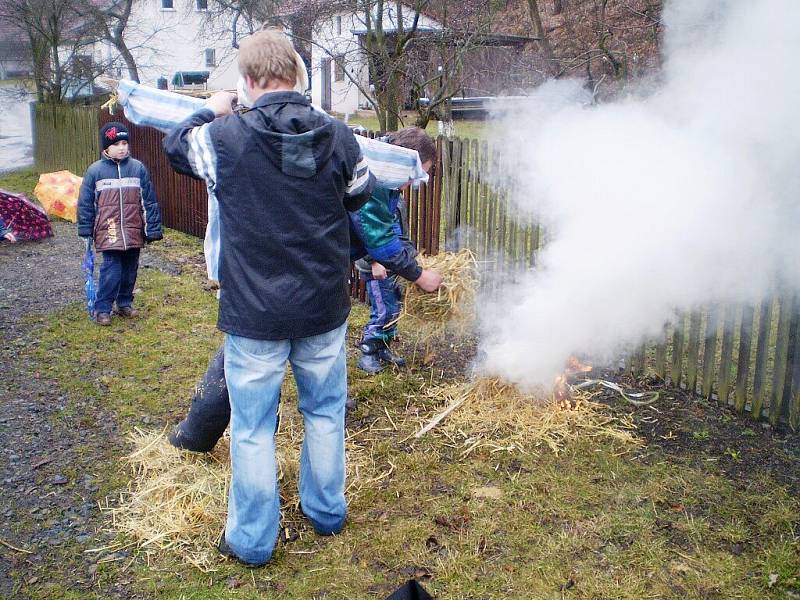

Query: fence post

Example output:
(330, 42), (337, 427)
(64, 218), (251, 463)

(685, 312), (702, 394)
(701, 306), (720, 399)
(734, 305), (755, 413)
(751, 299), (774, 420)
(789, 303), (800, 431)
(671, 314), (685, 387)
(654, 325), (667, 381)
(716, 306), (736, 405)
(769, 296), (793, 425)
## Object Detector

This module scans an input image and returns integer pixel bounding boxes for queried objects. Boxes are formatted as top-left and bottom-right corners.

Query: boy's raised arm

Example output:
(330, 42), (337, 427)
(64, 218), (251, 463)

(162, 109), (218, 182)
(342, 129), (375, 211)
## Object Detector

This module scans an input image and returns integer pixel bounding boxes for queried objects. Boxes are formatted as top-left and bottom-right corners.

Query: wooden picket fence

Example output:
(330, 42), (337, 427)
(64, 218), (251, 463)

(32, 102), (799, 429)
(440, 136), (799, 430)
(33, 103), (100, 176)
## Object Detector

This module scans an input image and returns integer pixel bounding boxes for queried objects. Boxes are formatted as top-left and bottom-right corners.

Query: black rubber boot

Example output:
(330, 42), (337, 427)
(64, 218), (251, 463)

(357, 340), (383, 374)
(377, 341), (406, 367)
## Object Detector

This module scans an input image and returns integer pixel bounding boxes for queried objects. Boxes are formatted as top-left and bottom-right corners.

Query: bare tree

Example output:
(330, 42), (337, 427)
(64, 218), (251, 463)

(0, 0), (100, 102)
(513, 0), (663, 98)
(77, 0), (141, 81)
(525, 0), (559, 76)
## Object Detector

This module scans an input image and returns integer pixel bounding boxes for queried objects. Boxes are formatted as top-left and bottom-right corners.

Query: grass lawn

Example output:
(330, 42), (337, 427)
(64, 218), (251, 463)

(2, 168), (798, 598)
(0, 168), (39, 197)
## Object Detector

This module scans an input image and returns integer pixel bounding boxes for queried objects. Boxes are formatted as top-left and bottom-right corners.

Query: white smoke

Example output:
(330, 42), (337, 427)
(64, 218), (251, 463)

(479, 0), (800, 387)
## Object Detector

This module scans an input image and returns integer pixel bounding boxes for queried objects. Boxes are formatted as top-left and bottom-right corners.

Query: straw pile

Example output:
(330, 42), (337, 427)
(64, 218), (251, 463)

(104, 428), (229, 571)
(401, 249), (478, 337)
(105, 408), (383, 572)
(416, 378), (640, 456)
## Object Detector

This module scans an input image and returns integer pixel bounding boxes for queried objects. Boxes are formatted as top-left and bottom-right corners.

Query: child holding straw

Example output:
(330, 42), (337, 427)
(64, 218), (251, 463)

(349, 127), (442, 374)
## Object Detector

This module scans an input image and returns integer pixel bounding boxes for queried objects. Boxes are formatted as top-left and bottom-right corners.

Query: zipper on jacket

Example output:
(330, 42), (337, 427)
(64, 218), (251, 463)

(117, 162), (128, 249)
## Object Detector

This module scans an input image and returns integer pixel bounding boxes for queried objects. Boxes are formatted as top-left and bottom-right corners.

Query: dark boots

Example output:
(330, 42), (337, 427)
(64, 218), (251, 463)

(357, 339), (406, 374)
(377, 344), (406, 368)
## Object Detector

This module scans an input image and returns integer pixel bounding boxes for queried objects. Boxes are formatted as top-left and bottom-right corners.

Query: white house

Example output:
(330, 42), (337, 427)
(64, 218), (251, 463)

(90, 0), (241, 91)
(308, 5), (442, 116)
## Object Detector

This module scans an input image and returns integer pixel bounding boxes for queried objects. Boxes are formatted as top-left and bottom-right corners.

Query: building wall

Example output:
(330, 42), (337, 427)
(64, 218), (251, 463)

(310, 6), (440, 116)
(310, 12), (364, 116)
(99, 0), (240, 90)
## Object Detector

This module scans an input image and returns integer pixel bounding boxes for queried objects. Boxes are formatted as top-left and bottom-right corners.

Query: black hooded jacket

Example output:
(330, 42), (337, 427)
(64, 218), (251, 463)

(164, 91), (374, 340)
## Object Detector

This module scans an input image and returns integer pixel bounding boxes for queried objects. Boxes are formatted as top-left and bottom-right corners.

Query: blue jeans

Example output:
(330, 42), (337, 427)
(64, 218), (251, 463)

(362, 275), (402, 342)
(95, 249), (140, 314)
(223, 322), (348, 565)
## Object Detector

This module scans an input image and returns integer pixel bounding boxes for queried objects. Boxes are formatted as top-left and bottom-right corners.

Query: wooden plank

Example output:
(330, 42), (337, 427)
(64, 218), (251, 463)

(701, 306), (720, 399)
(632, 343), (646, 377)
(497, 180), (508, 267)
(671, 315), (685, 386)
(443, 137), (459, 247)
(654, 334), (667, 381)
(479, 140), (489, 257)
(790, 304), (800, 431)
(751, 299), (774, 420)
(769, 296), (793, 426)
(468, 139), (479, 253)
(458, 140), (470, 250)
(410, 186), (420, 250)
(432, 142), (443, 255)
(717, 305), (736, 405)
(685, 312), (702, 394)
(486, 173), (497, 260)
(781, 302), (799, 429)
(440, 137), (452, 241)
(734, 304), (755, 413)
(508, 204), (518, 270)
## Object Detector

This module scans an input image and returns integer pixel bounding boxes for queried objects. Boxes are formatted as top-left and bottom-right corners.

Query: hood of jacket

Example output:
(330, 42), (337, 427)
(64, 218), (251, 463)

(244, 91), (335, 179)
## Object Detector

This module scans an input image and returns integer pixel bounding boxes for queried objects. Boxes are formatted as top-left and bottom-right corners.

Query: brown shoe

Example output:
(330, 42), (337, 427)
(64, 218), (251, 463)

(95, 312), (112, 326)
(114, 306), (137, 318)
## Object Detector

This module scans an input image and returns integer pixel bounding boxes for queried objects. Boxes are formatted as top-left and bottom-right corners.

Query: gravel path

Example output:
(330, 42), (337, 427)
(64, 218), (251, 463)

(0, 221), (169, 598)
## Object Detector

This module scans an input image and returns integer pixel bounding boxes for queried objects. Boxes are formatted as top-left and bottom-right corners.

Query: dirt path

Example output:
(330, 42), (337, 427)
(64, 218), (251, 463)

(0, 221), (167, 598)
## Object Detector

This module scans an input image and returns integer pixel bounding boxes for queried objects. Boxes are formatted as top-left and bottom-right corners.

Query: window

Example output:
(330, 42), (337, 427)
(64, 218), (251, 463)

(196, 0), (207, 9)
(205, 48), (216, 67)
(161, 0), (173, 9)
(334, 55), (345, 82)
(336, 16), (342, 35)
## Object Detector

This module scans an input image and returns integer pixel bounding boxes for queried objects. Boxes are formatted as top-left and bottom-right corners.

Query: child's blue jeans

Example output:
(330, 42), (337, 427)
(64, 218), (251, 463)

(95, 249), (140, 314)
(362, 275), (402, 343)
(223, 322), (348, 565)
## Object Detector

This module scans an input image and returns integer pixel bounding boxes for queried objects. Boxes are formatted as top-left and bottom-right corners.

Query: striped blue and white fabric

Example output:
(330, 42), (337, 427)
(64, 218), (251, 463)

(116, 80), (429, 189)
(116, 80), (427, 281)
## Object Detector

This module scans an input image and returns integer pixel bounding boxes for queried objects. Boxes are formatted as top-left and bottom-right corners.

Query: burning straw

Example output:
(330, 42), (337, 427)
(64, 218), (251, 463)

(104, 410), (382, 572)
(401, 249), (478, 337)
(415, 377), (640, 456)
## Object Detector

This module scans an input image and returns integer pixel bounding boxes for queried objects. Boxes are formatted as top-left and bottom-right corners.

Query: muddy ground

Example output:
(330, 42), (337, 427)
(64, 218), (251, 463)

(0, 221), (176, 598)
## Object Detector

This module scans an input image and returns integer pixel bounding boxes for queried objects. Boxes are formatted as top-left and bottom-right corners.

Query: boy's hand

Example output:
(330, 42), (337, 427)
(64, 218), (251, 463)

(371, 262), (388, 280)
(414, 269), (442, 293)
(205, 92), (237, 117)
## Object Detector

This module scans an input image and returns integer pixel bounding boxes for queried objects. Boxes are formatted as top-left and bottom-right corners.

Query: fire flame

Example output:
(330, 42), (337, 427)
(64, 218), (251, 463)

(554, 356), (593, 409)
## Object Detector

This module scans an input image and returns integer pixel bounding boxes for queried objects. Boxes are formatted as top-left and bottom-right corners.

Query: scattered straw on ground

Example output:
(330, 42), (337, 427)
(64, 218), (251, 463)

(415, 378), (640, 456)
(104, 407), (383, 572)
(402, 249), (478, 337)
